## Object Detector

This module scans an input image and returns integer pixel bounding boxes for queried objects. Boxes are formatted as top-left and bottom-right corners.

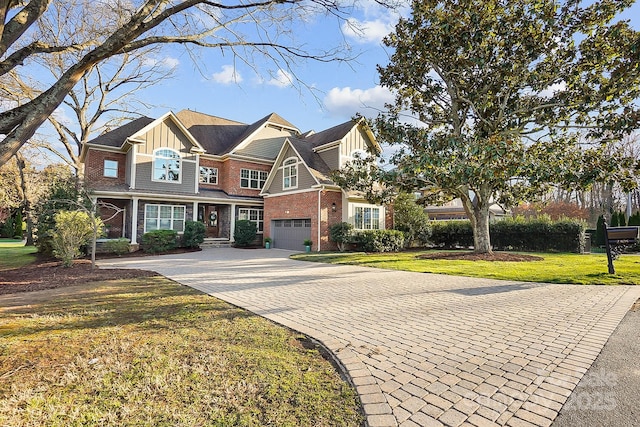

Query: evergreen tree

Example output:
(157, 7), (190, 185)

(618, 211), (627, 227)
(629, 212), (640, 226)
(611, 212), (619, 227)
(595, 215), (606, 246)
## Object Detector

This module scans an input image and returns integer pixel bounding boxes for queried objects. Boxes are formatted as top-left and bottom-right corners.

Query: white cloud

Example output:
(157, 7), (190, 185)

(266, 69), (293, 88)
(142, 56), (180, 70)
(212, 64), (242, 84)
(342, 17), (394, 44)
(539, 81), (567, 98)
(324, 85), (394, 118)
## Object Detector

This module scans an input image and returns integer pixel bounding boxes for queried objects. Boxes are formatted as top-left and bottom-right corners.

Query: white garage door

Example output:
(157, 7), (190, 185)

(272, 219), (311, 251)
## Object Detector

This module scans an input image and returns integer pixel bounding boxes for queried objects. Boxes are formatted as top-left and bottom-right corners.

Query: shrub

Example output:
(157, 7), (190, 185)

(595, 215), (606, 246)
(13, 210), (23, 239)
(141, 230), (178, 254)
(51, 210), (103, 267)
(329, 222), (353, 252)
(353, 229), (404, 252)
(429, 217), (586, 253)
(393, 193), (431, 247)
(1, 217), (15, 238)
(429, 220), (474, 248)
(104, 238), (131, 256)
(629, 211), (640, 226)
(611, 212), (620, 227)
(234, 220), (257, 247)
(182, 220), (206, 248)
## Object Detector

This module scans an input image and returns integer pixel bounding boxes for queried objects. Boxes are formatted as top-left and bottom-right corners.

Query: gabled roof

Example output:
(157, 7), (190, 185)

(288, 137), (333, 184)
(232, 113), (300, 154)
(304, 120), (357, 148)
(175, 109), (249, 154)
(86, 116), (155, 148)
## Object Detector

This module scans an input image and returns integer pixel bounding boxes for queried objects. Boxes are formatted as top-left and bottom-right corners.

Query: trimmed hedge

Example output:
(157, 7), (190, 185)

(429, 220), (474, 249)
(352, 229), (404, 252)
(430, 217), (586, 253)
(103, 238), (131, 255)
(141, 230), (178, 254)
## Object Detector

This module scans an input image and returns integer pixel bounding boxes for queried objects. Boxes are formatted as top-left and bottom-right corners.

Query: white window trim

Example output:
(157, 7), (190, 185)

(103, 159), (118, 178)
(199, 166), (218, 184)
(238, 207), (264, 233)
(144, 204), (186, 233)
(152, 148), (182, 184)
(350, 203), (383, 230)
(281, 157), (298, 190)
(240, 168), (268, 189)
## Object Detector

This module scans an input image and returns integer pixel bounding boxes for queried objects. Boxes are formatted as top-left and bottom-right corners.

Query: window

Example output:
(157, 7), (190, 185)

(354, 206), (380, 230)
(104, 159), (118, 178)
(153, 149), (181, 182)
(282, 157), (298, 190)
(238, 208), (264, 233)
(199, 166), (218, 184)
(240, 169), (268, 189)
(144, 204), (185, 232)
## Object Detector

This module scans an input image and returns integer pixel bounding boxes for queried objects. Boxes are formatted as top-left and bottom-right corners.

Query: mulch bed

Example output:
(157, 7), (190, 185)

(416, 251), (544, 262)
(0, 248), (206, 295)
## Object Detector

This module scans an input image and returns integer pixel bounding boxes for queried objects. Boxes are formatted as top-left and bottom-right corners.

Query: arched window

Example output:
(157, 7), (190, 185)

(282, 157), (298, 190)
(153, 149), (181, 182)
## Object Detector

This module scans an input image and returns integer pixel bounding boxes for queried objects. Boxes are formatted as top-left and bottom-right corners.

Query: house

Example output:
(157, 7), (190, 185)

(425, 198), (508, 221)
(81, 110), (390, 251)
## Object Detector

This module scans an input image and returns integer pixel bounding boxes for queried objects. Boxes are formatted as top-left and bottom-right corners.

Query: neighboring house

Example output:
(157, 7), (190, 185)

(425, 198), (508, 221)
(81, 110), (390, 251)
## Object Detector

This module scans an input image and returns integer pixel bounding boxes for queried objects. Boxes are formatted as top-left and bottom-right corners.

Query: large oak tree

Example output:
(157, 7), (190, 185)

(0, 0), (366, 164)
(336, 0), (640, 253)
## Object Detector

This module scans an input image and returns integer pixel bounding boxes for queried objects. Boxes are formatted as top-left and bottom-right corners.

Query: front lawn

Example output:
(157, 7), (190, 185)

(0, 239), (37, 270)
(0, 278), (363, 426)
(292, 250), (640, 285)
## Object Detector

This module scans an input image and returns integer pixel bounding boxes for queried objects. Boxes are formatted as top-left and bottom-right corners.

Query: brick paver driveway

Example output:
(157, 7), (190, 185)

(100, 248), (640, 427)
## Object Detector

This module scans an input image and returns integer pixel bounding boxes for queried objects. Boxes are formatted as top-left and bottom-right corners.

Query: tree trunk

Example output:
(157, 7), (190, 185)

(471, 205), (492, 254)
(459, 188), (493, 254)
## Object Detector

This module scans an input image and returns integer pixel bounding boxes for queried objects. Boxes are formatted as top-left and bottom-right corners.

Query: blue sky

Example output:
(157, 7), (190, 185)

(42, 0), (640, 162)
(135, 0), (402, 134)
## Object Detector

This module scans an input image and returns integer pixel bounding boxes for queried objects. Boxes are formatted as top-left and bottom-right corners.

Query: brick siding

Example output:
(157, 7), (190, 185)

(84, 149), (127, 188)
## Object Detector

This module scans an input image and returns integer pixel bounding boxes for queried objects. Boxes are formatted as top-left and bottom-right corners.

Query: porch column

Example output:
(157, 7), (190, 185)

(193, 202), (198, 221)
(229, 203), (236, 242)
(131, 197), (139, 245)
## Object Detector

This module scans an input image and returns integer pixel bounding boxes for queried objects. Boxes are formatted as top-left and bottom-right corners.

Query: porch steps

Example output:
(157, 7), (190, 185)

(201, 238), (233, 248)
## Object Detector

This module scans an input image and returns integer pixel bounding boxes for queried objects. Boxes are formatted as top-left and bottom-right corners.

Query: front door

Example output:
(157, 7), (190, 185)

(205, 205), (219, 238)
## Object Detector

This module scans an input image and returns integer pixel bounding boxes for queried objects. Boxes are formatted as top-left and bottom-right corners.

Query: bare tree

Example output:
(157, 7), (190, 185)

(0, 0), (365, 163)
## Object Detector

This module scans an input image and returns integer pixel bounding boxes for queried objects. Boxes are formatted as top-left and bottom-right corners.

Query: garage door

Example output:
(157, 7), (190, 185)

(272, 219), (311, 251)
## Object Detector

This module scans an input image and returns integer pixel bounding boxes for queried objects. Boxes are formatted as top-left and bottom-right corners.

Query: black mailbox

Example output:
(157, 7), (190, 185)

(606, 227), (640, 242)
(604, 225), (640, 274)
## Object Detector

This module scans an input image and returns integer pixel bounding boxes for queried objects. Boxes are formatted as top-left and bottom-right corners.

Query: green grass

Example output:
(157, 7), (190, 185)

(0, 239), (37, 271)
(0, 278), (363, 426)
(292, 250), (640, 285)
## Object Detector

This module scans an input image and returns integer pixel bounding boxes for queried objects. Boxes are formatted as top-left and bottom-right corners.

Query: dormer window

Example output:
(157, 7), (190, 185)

(153, 149), (181, 183)
(282, 157), (298, 190)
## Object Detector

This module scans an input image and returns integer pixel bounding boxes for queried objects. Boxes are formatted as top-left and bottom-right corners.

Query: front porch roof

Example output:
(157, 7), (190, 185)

(89, 186), (264, 206)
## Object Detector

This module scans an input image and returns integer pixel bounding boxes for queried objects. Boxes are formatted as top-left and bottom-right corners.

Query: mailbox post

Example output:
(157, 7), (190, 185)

(604, 225), (640, 274)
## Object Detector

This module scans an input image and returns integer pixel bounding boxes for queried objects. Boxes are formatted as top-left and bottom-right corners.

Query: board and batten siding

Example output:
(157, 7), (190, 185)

(137, 119), (195, 155)
(340, 127), (372, 167)
(132, 117), (199, 194)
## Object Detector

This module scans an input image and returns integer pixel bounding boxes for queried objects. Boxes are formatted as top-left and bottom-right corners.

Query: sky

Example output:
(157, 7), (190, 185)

(135, 0), (403, 134)
(33, 0), (640, 164)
